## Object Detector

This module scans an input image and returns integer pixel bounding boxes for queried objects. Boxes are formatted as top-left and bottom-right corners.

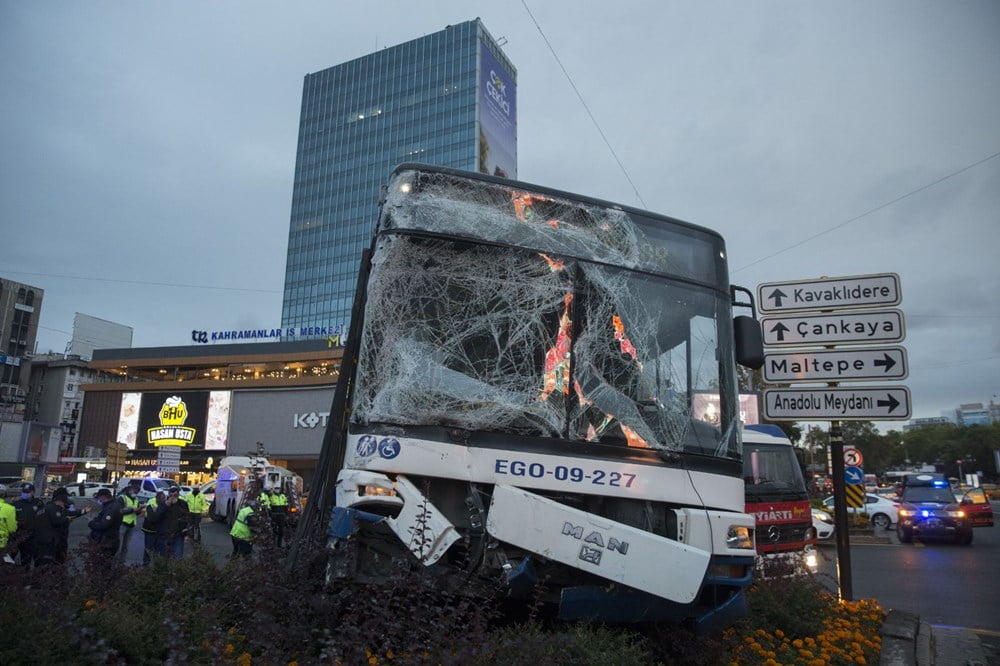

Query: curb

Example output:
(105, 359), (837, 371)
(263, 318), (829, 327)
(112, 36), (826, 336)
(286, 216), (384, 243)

(879, 610), (987, 665)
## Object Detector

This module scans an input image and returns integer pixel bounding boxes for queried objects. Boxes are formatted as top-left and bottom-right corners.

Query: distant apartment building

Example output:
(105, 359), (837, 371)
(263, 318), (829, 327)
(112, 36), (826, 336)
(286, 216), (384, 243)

(281, 19), (517, 335)
(956, 402), (991, 427)
(0, 277), (43, 415)
(903, 416), (953, 432)
(25, 354), (101, 457)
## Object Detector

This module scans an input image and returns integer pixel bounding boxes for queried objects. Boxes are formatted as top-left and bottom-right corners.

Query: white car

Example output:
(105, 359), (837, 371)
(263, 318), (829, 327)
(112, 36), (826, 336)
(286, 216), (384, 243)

(822, 493), (900, 529)
(812, 508), (835, 540)
(68, 482), (117, 498)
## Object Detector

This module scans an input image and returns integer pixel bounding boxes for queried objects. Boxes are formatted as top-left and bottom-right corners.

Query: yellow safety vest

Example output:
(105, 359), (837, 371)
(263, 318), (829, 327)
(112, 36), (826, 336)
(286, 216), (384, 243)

(0, 499), (16, 549)
(187, 494), (208, 514)
(121, 494), (139, 526)
(270, 493), (288, 508)
(230, 506), (255, 541)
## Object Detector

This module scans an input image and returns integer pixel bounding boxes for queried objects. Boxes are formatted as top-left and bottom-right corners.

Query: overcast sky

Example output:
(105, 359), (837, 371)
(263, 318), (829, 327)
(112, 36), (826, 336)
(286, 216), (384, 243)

(2, 1), (998, 424)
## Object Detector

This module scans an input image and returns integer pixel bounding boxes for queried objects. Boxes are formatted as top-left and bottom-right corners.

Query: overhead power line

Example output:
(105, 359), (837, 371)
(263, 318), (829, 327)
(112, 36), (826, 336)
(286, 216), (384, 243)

(733, 149), (1000, 274)
(520, 0), (647, 208)
(3, 270), (280, 294)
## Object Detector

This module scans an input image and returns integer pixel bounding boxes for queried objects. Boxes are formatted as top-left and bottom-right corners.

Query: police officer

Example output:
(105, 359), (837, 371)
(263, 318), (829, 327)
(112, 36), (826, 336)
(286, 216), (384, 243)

(268, 485), (289, 547)
(88, 488), (123, 556)
(229, 500), (259, 558)
(34, 487), (89, 565)
(115, 480), (141, 563)
(185, 487), (208, 543)
(12, 482), (45, 567)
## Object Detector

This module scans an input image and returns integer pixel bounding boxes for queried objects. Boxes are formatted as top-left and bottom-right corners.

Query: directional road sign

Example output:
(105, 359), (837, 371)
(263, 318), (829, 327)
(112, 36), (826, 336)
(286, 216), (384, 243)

(763, 386), (912, 421)
(758, 273), (901, 314)
(844, 466), (865, 486)
(761, 309), (906, 347)
(843, 447), (864, 467)
(763, 346), (908, 383)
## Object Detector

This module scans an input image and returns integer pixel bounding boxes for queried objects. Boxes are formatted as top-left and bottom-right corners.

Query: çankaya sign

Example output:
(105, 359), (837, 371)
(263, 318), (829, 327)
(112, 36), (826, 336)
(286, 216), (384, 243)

(763, 346), (908, 383)
(760, 309), (905, 347)
(763, 387), (912, 421)
(757, 273), (901, 314)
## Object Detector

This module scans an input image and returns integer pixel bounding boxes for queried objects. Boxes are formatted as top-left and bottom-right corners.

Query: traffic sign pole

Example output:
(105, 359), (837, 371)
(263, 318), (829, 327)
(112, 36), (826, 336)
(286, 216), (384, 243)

(830, 422), (853, 601)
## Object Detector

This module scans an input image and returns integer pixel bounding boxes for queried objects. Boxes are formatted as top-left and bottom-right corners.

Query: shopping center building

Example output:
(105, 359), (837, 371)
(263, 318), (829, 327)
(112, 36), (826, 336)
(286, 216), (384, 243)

(78, 339), (342, 489)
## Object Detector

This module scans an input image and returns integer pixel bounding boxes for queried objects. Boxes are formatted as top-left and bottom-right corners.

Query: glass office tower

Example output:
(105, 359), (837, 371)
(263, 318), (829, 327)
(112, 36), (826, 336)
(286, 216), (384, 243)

(281, 19), (517, 337)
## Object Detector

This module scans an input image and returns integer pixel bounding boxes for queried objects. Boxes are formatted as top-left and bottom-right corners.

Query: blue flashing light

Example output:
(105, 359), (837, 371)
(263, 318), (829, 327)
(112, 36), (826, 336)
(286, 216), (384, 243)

(933, 481), (948, 487)
(921, 510), (930, 517)
(744, 424), (787, 438)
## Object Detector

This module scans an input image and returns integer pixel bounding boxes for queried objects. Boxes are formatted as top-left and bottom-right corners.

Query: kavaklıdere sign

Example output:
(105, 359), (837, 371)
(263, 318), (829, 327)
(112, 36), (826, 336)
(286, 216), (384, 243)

(757, 273), (901, 314)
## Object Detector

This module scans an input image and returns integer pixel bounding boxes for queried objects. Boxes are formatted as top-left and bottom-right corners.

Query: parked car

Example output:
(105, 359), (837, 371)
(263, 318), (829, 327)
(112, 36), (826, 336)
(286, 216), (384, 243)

(874, 486), (899, 500)
(199, 481), (215, 505)
(812, 508), (834, 541)
(0, 476), (27, 499)
(822, 493), (900, 529)
(68, 482), (117, 498)
(956, 487), (994, 529)
(895, 473), (977, 545)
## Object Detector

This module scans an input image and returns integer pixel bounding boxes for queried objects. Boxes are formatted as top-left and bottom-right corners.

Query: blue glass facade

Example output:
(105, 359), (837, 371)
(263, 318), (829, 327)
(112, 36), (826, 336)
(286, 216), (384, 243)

(281, 19), (517, 335)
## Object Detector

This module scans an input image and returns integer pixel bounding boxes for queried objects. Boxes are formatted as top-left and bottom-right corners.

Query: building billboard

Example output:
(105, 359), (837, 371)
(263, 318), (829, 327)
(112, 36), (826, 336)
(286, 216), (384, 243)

(478, 42), (517, 179)
(228, 387), (335, 458)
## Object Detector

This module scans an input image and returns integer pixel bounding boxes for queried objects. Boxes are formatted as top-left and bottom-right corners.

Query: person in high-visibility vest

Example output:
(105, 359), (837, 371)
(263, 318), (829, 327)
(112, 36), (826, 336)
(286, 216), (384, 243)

(116, 481), (141, 563)
(229, 500), (259, 558)
(185, 488), (208, 543)
(268, 487), (289, 546)
(0, 496), (17, 564)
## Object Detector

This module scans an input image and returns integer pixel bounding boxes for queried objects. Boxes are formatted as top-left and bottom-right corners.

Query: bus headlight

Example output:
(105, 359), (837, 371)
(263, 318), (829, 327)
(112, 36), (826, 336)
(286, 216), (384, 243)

(726, 526), (754, 550)
(804, 549), (819, 571)
(362, 485), (396, 497)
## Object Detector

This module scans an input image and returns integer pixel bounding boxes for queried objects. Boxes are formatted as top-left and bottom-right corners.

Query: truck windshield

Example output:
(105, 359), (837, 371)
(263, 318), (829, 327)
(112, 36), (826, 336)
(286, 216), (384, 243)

(743, 443), (808, 499)
(352, 168), (740, 459)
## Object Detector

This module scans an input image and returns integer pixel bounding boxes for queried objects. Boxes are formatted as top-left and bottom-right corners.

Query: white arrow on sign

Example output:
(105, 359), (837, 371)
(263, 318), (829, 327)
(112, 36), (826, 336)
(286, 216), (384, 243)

(843, 447), (864, 466)
(763, 386), (912, 421)
(763, 346), (908, 384)
(757, 273), (901, 314)
(761, 309), (906, 347)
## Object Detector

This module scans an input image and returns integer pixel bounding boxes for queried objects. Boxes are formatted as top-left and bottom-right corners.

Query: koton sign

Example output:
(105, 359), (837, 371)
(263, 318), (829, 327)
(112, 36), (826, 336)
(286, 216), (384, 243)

(763, 346), (908, 383)
(764, 387), (912, 421)
(758, 273), (901, 314)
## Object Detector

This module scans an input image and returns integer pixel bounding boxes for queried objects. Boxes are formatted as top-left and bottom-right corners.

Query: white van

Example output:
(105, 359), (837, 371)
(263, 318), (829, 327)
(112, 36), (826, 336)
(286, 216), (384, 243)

(115, 477), (178, 503)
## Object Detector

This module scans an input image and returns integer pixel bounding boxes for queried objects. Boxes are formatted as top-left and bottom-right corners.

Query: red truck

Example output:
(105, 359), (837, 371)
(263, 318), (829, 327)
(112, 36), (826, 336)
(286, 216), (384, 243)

(743, 424), (817, 576)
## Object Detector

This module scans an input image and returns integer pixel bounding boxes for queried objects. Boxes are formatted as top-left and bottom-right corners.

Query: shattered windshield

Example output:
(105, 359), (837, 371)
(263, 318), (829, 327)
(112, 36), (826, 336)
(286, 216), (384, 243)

(352, 168), (738, 458)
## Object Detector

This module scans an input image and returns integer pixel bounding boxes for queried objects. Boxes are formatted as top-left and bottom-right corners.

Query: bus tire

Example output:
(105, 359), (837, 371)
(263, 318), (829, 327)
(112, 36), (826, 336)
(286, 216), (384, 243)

(209, 501), (223, 523)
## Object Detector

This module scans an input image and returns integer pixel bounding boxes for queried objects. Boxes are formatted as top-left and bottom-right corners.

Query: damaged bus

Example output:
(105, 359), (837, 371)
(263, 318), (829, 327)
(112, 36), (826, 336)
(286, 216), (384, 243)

(325, 164), (764, 631)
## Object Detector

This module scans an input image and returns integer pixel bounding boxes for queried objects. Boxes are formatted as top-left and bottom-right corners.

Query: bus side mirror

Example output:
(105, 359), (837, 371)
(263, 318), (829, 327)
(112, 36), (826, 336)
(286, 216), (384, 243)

(734, 316), (764, 369)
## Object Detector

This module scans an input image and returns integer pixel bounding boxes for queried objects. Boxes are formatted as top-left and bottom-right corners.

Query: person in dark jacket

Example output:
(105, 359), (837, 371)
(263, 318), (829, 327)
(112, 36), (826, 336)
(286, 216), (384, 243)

(34, 487), (89, 565)
(140, 490), (166, 565)
(150, 486), (189, 559)
(88, 488), (123, 555)
(12, 482), (45, 567)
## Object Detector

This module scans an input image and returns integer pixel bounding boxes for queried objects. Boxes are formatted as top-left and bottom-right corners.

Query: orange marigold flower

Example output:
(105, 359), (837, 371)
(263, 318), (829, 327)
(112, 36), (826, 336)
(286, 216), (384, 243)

(226, 644), (235, 655)
(855, 657), (867, 665)
(792, 639), (804, 649)
(236, 653), (252, 666)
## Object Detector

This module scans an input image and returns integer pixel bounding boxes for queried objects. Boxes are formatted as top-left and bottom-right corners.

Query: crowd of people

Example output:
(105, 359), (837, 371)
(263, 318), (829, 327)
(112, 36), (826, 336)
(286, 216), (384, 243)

(0, 479), (294, 567)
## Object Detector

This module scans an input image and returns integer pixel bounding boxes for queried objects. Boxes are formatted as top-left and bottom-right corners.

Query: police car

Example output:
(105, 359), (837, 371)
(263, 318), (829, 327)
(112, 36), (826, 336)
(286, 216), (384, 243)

(895, 473), (979, 545)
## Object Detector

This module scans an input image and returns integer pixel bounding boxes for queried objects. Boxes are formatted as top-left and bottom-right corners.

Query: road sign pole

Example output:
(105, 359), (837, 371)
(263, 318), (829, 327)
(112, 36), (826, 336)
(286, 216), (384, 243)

(830, 422), (853, 601)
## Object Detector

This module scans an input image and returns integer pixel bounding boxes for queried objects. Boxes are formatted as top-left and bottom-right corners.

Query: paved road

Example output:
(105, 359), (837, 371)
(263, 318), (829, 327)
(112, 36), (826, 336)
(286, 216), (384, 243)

(65, 498), (243, 565)
(816, 501), (1000, 633)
